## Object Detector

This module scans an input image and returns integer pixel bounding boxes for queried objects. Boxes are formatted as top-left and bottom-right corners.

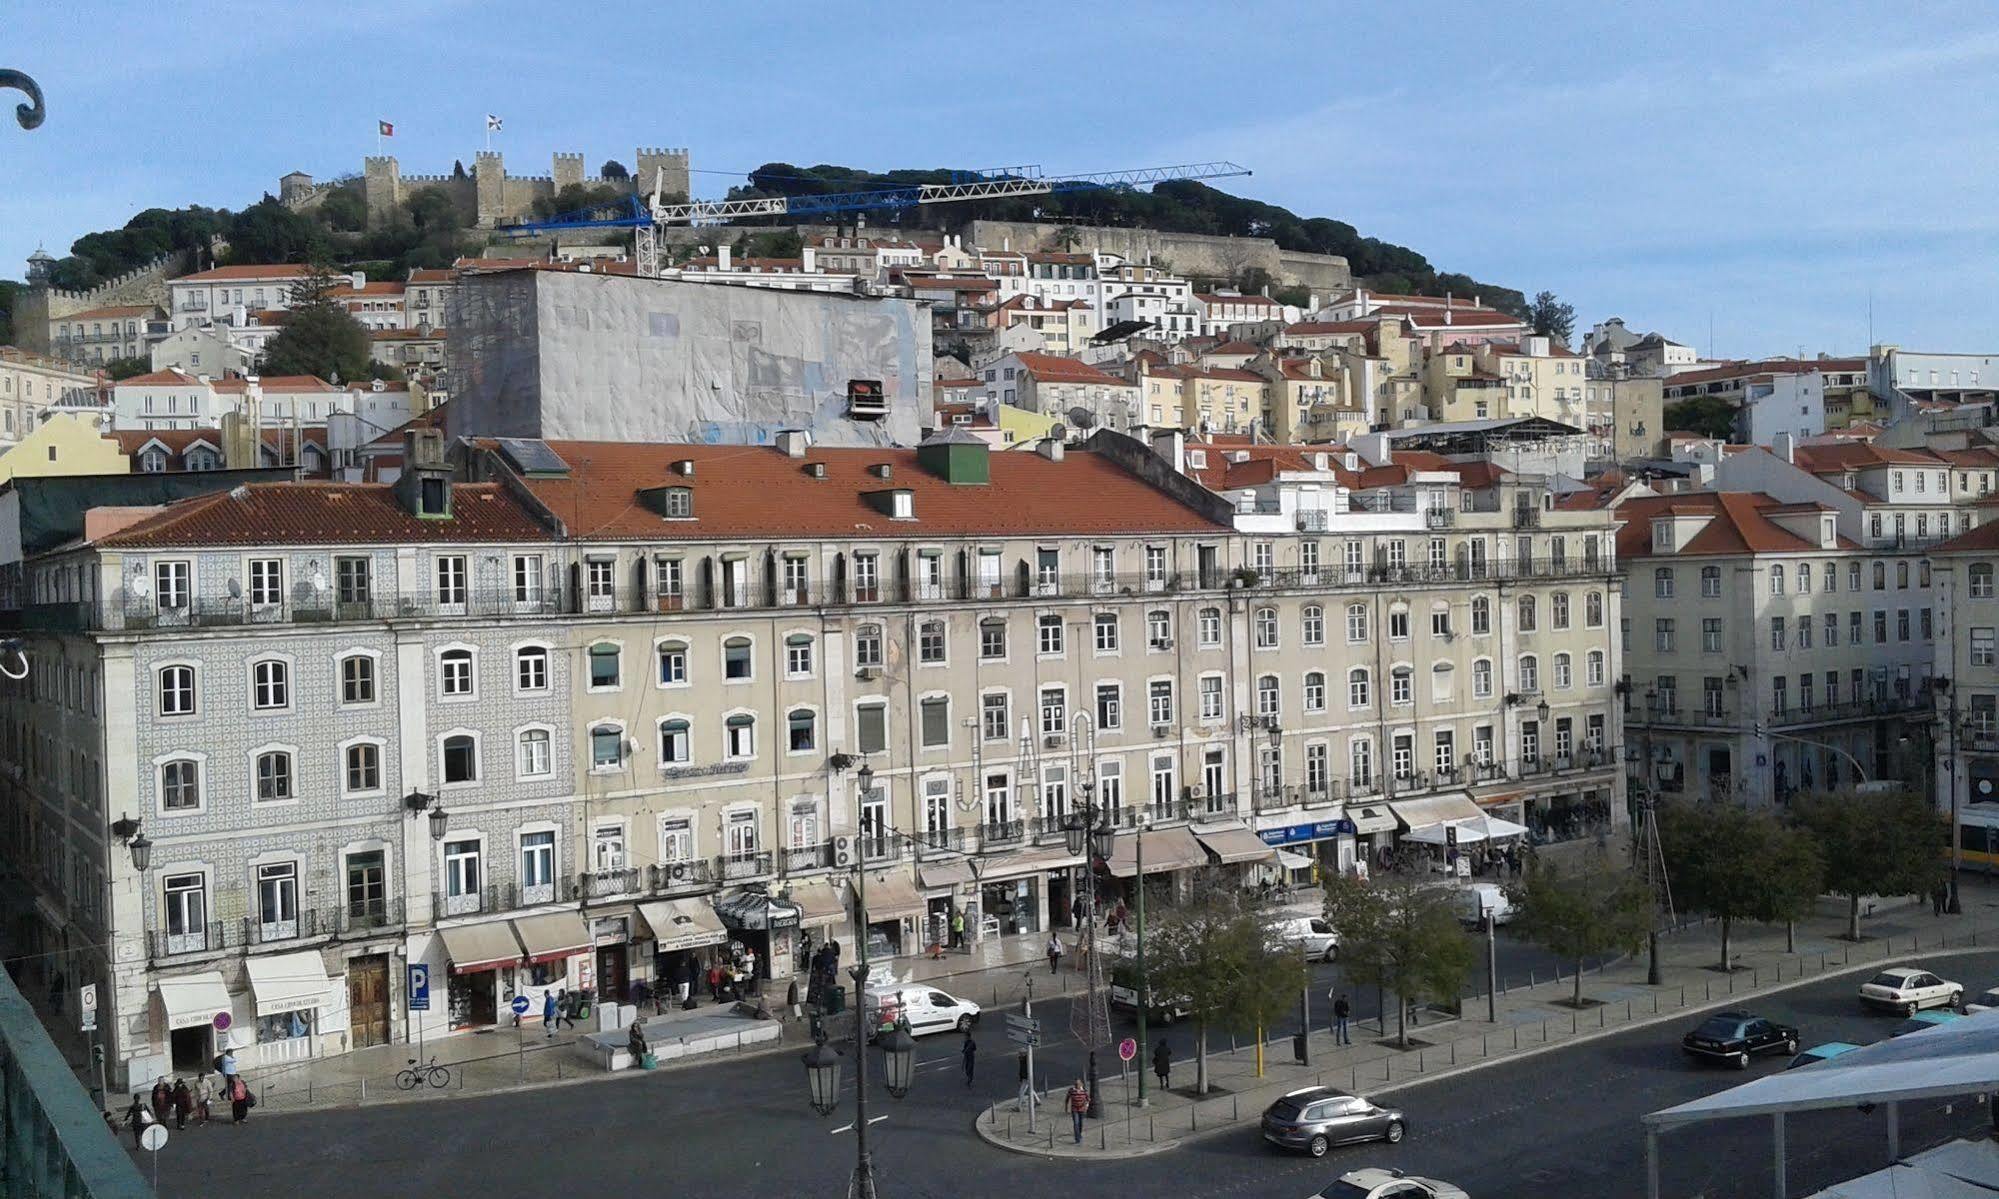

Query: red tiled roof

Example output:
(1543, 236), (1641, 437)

(1284, 321), (1372, 336)
(407, 269), (456, 284)
(1612, 491), (1856, 559)
(1791, 442), (1944, 472)
(94, 482), (546, 548)
(61, 304), (157, 320)
(1375, 306), (1522, 328)
(333, 281), (406, 297)
(1188, 368), (1265, 384)
(175, 264), (317, 283)
(935, 378), (981, 391)
(1182, 443), (1356, 490)
(1012, 353), (1135, 387)
(905, 276), (999, 293)
(497, 442), (1227, 540)
(1203, 340), (1260, 357)
(1664, 357), (1870, 389)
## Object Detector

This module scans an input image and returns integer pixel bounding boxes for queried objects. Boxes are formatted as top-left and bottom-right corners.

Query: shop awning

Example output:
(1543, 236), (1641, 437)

(512, 912), (592, 966)
(715, 888), (803, 931)
(637, 898), (726, 952)
(979, 847), (1084, 882)
(1403, 812), (1530, 845)
(1275, 848), (1315, 872)
(919, 860), (976, 890)
(1348, 804), (1399, 835)
(155, 971), (232, 1032)
(1389, 793), (1485, 835)
(785, 880), (849, 927)
(1105, 826), (1208, 877)
(439, 922), (522, 974)
(244, 951), (335, 1017)
(853, 872), (926, 923)
(1195, 825), (1278, 865)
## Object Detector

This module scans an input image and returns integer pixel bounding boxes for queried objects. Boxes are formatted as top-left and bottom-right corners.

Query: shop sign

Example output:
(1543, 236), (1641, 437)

(1257, 818), (1354, 846)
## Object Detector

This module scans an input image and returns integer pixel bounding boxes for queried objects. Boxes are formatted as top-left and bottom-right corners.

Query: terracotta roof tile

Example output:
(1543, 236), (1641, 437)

(175, 264), (317, 283)
(1012, 353), (1135, 387)
(94, 482), (545, 548)
(1613, 491), (1855, 560)
(60, 305), (158, 320)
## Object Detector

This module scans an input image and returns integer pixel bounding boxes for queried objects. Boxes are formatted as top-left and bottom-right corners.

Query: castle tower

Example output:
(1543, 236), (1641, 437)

(634, 147), (690, 201)
(551, 152), (584, 193)
(474, 150), (507, 227)
(25, 247), (54, 286)
(363, 156), (402, 227)
(279, 171), (315, 204)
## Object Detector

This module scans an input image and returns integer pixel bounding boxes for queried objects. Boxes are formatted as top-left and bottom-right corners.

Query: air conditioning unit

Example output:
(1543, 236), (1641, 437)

(1151, 638), (1174, 650)
(1186, 784), (1207, 800)
(1044, 735), (1064, 749)
(832, 836), (855, 867)
(856, 666), (883, 681)
(1151, 723), (1172, 738)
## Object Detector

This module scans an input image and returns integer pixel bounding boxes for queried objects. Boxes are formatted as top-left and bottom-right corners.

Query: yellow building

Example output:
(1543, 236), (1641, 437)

(1422, 345), (1511, 423)
(1252, 353), (1349, 442)
(0, 413), (129, 483)
(1466, 338), (1587, 425)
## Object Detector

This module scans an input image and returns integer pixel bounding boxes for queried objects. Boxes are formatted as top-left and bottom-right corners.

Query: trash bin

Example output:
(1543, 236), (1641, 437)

(825, 985), (846, 1015)
(1293, 1033), (1308, 1064)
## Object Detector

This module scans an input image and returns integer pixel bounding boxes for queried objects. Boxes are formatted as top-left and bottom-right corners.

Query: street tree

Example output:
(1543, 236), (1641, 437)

(600, 159), (629, 181)
(1507, 850), (1652, 1007)
(1658, 802), (1823, 969)
(260, 257), (373, 384)
(1528, 290), (1576, 344)
(1663, 395), (1737, 440)
(1145, 888), (1300, 1092)
(1321, 873), (1474, 1048)
(1793, 789), (1947, 940)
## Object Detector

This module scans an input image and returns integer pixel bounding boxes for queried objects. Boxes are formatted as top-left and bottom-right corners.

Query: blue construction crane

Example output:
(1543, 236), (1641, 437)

(495, 161), (1252, 275)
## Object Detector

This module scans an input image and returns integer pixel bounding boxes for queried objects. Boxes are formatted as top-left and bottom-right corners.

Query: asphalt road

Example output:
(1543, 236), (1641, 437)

(132, 938), (1991, 1199)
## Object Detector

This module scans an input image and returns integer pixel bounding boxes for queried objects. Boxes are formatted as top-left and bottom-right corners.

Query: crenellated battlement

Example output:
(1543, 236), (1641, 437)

(288, 145), (692, 229)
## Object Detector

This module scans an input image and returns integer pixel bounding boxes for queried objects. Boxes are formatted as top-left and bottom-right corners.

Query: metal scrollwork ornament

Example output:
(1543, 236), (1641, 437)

(1, 69), (45, 130)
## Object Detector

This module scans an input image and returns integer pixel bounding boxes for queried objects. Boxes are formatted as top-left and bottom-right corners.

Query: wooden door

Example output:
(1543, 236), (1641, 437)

(347, 954), (391, 1048)
(596, 946), (628, 1003)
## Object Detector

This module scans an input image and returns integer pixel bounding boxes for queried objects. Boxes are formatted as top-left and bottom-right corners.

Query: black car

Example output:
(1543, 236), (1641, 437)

(1681, 1011), (1799, 1069)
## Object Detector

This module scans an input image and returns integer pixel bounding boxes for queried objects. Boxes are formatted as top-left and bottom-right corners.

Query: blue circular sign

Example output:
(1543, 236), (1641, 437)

(511, 995), (532, 1015)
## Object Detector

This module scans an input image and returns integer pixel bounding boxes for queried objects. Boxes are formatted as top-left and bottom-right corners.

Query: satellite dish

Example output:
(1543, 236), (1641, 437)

(227, 578), (242, 599)
(130, 574), (152, 598)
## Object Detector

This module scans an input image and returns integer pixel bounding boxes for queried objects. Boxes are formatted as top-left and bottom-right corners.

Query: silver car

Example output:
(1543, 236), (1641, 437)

(1262, 1086), (1406, 1157)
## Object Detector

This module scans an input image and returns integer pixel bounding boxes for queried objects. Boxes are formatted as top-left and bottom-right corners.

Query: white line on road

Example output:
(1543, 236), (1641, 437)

(829, 1115), (890, 1134)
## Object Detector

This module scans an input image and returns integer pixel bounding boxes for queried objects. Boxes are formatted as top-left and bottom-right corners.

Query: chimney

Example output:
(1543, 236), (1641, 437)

(1149, 428), (1186, 475)
(718, 244), (732, 271)
(1772, 431), (1795, 464)
(671, 459), (695, 477)
(803, 246), (817, 273)
(350, 271), (366, 291)
(395, 427), (451, 519)
(775, 428), (811, 459)
(1037, 438), (1064, 462)
(1003, 237), (1011, 251)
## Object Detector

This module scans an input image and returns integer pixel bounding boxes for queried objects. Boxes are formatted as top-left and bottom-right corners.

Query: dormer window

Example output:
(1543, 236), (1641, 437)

(665, 487), (692, 519)
(1652, 518), (1675, 553)
(419, 476), (448, 518)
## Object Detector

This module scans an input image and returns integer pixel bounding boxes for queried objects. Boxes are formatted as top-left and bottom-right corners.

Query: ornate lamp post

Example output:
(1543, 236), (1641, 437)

(1062, 712), (1115, 1117)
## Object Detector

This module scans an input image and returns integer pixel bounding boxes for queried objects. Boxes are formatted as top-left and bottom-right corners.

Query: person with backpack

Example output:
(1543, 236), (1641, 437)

(228, 1073), (251, 1124)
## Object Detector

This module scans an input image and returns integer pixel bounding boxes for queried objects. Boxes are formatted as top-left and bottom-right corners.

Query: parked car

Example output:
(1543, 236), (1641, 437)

(1890, 1009), (1962, 1038)
(1859, 966), (1962, 1017)
(1109, 958), (1189, 1023)
(1787, 1041), (1864, 1070)
(1262, 1086), (1405, 1157)
(1963, 987), (1999, 1014)
(1314, 1167), (1470, 1199)
(1455, 882), (1515, 927)
(1680, 1011), (1799, 1069)
(1277, 916), (1342, 962)
(862, 987), (980, 1038)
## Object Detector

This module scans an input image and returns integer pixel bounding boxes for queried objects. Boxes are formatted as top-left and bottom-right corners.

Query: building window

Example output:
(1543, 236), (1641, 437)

(1517, 596), (1536, 633)
(1255, 607), (1279, 649)
(248, 558), (284, 607)
(434, 555), (466, 610)
(588, 643), (621, 688)
(724, 714), (756, 759)
(1471, 596), (1490, 635)
(1303, 671), (1326, 712)
(857, 703), (888, 755)
(1700, 566), (1721, 598)
(254, 749), (293, 802)
(657, 719), (690, 765)
(1346, 603), (1369, 643)
(1655, 619), (1675, 653)
(1519, 655), (1540, 692)
(1094, 612), (1120, 653)
(441, 734), (478, 784)
(785, 634), (814, 677)
(1654, 568), (1674, 599)
(1348, 668), (1371, 709)
(1551, 592), (1570, 630)
(160, 758), (201, 811)
(724, 637), (753, 680)
(1040, 687), (1066, 736)
(591, 724), (624, 769)
(1037, 614), (1064, 655)
(1149, 680), (1175, 726)
(163, 874), (207, 949)
(1973, 564), (1995, 599)
(440, 648), (474, 697)
(1390, 667), (1412, 706)
(251, 659), (289, 710)
(1472, 659), (1493, 698)
(1301, 605), (1324, 646)
(345, 742), (381, 793)
(157, 664), (196, 716)
(979, 618), (1007, 660)
(1554, 653), (1573, 690)
(1198, 607), (1222, 647)
(339, 654), (376, 704)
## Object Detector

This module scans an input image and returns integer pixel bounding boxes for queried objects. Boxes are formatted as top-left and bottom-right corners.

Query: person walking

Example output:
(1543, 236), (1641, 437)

(1332, 992), (1353, 1045)
(124, 1095), (150, 1148)
(1153, 1038), (1173, 1092)
(170, 1079), (193, 1130)
(227, 1073), (250, 1124)
(1066, 1078), (1089, 1143)
(149, 1077), (171, 1126)
(542, 989), (557, 1037)
(218, 1048), (237, 1085)
(950, 908), (965, 950)
(1045, 933), (1062, 975)
(961, 1031), (977, 1088)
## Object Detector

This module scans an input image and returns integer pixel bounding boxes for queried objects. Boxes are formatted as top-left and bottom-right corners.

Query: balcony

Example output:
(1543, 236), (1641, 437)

(337, 897), (405, 936)
(1425, 508), (1456, 529)
(649, 859), (714, 895)
(1511, 507), (1543, 529)
(149, 922), (229, 960)
(580, 867), (642, 900)
(718, 851), (775, 882)
(783, 842), (834, 874)
(1764, 696), (1932, 730)
(859, 832), (905, 864)
(978, 819), (1027, 848)
(1633, 705), (1740, 731)
(915, 828), (968, 859)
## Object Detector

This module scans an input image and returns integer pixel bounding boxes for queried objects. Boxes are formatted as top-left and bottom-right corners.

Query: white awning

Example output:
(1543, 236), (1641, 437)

(1105, 826), (1207, 877)
(1275, 848), (1315, 872)
(852, 872), (926, 923)
(1403, 812), (1530, 845)
(637, 898), (726, 952)
(979, 847), (1084, 882)
(1194, 825), (1278, 865)
(155, 972), (232, 1032)
(1389, 793), (1485, 834)
(786, 880), (849, 926)
(439, 921), (522, 973)
(511, 912), (592, 966)
(1348, 804), (1399, 835)
(918, 860), (976, 890)
(244, 951), (335, 1017)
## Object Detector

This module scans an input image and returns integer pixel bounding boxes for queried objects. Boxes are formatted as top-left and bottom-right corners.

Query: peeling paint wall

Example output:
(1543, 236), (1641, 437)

(446, 270), (930, 447)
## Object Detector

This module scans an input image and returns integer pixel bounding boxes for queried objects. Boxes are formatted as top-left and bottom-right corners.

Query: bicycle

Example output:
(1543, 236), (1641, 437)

(395, 1056), (451, 1090)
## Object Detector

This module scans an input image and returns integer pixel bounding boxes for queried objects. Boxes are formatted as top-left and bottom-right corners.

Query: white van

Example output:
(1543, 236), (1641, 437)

(1456, 882), (1514, 926)
(864, 987), (981, 1038)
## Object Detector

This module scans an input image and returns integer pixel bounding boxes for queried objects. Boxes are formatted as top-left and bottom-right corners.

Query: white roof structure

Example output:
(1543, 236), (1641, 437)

(1804, 1139), (1999, 1198)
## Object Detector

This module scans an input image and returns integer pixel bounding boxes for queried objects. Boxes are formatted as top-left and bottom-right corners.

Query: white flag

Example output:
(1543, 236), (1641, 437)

(486, 114), (503, 132)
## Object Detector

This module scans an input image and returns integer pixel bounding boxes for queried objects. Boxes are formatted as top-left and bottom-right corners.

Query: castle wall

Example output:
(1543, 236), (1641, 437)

(312, 147), (692, 229)
(19, 251), (187, 355)
(963, 219), (1349, 290)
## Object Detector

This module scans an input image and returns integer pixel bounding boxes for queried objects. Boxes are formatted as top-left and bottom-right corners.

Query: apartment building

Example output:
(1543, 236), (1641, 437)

(109, 370), (363, 431)
(981, 352), (1140, 430)
(0, 422), (1623, 1089)
(166, 265), (319, 330)
(49, 305), (165, 366)
(0, 347), (99, 445)
(1928, 523), (1999, 878)
(1615, 490), (1938, 807)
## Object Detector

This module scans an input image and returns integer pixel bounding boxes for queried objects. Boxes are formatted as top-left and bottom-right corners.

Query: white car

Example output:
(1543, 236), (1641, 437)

(1278, 916), (1341, 962)
(1963, 987), (1999, 1014)
(1315, 1167), (1470, 1199)
(864, 987), (981, 1037)
(1859, 966), (1962, 1017)
(1455, 882), (1515, 927)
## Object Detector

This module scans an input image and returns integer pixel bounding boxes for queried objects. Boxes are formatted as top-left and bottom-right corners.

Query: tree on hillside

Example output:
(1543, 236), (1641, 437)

(1144, 888), (1300, 1093)
(1322, 873), (1474, 1047)
(103, 357), (152, 381)
(1508, 850), (1652, 1008)
(317, 185), (368, 233)
(1658, 802), (1822, 969)
(1793, 790), (1946, 941)
(600, 160), (629, 181)
(1664, 395), (1737, 441)
(1051, 225), (1085, 252)
(224, 199), (326, 265)
(1529, 291), (1576, 344)
(260, 257), (372, 384)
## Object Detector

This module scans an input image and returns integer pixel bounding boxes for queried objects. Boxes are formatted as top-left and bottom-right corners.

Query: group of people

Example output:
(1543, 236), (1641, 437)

(119, 1051), (252, 1143)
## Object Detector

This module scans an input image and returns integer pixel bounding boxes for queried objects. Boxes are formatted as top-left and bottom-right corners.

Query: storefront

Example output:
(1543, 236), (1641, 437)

(853, 871), (928, 957)
(1391, 795), (1524, 876)
(1104, 826), (1207, 904)
(512, 912), (593, 1002)
(153, 971), (232, 1073)
(917, 860), (976, 946)
(714, 887), (803, 980)
(784, 879), (849, 965)
(639, 897), (728, 1004)
(978, 848), (1081, 937)
(1254, 816), (1357, 880)
(438, 921), (522, 1029)
(588, 911), (637, 1003)
(244, 951), (337, 1068)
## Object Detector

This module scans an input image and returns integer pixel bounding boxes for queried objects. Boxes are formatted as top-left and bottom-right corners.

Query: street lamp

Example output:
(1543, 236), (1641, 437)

(878, 1024), (917, 1099)
(802, 1031), (842, 1116)
(428, 807), (449, 842)
(127, 832), (152, 873)
(1536, 699), (1551, 725)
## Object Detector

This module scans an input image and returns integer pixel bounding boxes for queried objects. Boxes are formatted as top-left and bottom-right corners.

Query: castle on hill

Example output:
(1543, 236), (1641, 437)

(278, 147), (691, 229)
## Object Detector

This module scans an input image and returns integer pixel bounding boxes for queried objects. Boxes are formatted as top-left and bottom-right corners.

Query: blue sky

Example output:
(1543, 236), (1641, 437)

(6, 1), (1997, 357)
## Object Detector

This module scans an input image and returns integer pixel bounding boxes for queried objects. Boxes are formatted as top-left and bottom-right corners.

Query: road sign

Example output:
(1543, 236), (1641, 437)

(407, 964), (431, 1012)
(1118, 1037), (1136, 1062)
(79, 984), (96, 1033)
(1004, 1013), (1040, 1034)
(1005, 1027), (1041, 1048)
(510, 994), (532, 1016)
(140, 1123), (168, 1152)
(212, 1011), (231, 1031)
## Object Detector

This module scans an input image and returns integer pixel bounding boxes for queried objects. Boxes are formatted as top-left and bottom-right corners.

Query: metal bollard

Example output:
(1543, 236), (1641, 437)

(1233, 1095), (1239, 1120)
(1418, 1049), (1424, 1071)
(1513, 1026), (1519, 1050)
(1482, 1033), (1488, 1057)
(360, 1077), (366, 1101)
(1627, 999), (1633, 1020)
(1353, 1066), (1358, 1089)
(1450, 1042), (1456, 1065)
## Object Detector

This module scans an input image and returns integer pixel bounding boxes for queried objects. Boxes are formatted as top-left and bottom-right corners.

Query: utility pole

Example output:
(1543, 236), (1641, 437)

(1297, 939), (1311, 1067)
(1133, 822), (1149, 1107)
(1023, 972), (1036, 1135)
(1485, 912), (1499, 1023)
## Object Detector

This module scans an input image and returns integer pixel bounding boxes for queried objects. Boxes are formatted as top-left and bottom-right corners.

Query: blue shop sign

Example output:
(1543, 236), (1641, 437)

(1258, 818), (1355, 846)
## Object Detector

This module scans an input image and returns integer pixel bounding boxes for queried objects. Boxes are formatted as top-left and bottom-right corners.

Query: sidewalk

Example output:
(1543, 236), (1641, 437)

(236, 926), (1091, 1114)
(977, 880), (1999, 1159)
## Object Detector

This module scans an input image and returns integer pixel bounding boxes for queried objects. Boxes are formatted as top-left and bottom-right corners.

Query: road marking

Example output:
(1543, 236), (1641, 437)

(829, 1116), (889, 1135)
